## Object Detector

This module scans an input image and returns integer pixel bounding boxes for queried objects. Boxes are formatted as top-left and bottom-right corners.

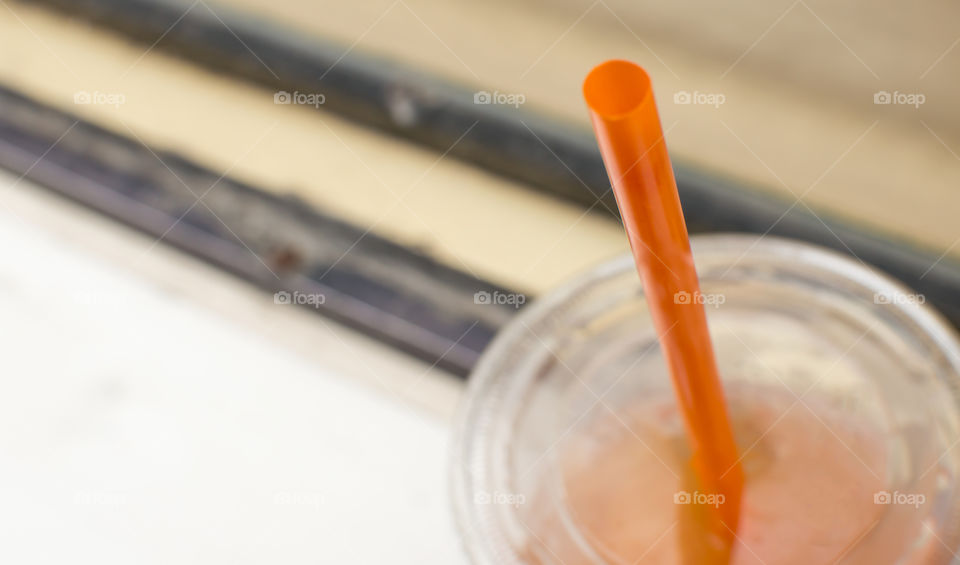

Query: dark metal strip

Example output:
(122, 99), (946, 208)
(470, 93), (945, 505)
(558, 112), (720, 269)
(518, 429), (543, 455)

(0, 85), (519, 377)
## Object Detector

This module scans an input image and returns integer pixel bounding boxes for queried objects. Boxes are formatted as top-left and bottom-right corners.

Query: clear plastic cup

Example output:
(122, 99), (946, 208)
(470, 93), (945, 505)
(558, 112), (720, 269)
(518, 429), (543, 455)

(451, 235), (960, 564)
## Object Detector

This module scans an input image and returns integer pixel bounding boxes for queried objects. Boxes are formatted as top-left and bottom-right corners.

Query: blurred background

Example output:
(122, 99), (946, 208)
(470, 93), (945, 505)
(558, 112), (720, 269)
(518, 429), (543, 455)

(1, 0), (958, 562)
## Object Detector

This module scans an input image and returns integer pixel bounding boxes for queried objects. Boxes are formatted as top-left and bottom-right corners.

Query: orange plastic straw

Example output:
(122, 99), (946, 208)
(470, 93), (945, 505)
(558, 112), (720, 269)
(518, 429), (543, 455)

(583, 60), (743, 556)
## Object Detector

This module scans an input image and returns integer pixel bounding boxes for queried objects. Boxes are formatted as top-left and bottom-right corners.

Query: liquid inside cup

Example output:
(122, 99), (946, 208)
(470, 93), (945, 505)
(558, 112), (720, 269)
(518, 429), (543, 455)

(451, 236), (960, 565)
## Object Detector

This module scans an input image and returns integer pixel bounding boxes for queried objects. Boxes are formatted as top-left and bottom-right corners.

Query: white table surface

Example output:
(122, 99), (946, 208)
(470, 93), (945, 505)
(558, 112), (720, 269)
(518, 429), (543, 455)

(0, 172), (468, 564)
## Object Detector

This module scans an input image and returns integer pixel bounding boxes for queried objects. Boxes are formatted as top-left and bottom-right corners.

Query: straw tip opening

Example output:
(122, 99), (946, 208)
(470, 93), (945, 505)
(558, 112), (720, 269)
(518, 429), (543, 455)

(582, 60), (653, 119)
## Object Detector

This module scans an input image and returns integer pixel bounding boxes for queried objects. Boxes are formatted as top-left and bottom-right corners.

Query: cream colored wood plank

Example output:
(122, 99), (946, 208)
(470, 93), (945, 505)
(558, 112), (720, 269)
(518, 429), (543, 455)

(0, 2), (627, 295)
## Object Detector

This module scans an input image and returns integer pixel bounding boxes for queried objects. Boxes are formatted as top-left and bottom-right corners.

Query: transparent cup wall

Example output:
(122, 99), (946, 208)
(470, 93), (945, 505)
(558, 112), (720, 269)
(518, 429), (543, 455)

(451, 235), (960, 565)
